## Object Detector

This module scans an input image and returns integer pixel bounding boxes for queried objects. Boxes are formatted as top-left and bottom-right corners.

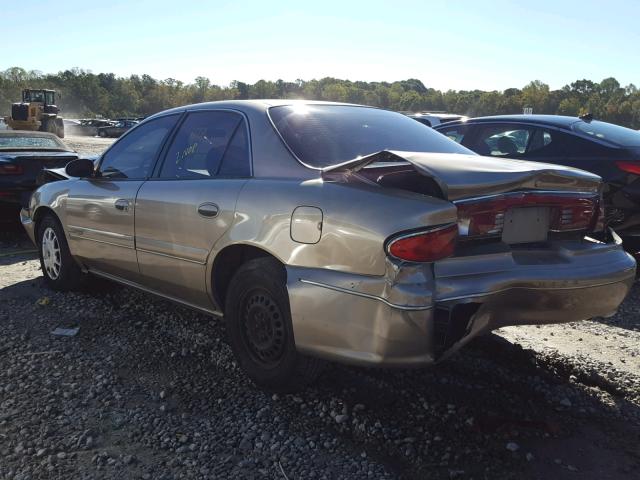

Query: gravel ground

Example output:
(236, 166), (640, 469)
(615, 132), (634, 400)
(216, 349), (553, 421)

(0, 136), (639, 479)
(64, 135), (116, 156)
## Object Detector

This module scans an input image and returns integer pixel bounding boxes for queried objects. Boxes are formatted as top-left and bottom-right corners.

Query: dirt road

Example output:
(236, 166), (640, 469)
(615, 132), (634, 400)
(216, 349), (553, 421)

(0, 136), (638, 479)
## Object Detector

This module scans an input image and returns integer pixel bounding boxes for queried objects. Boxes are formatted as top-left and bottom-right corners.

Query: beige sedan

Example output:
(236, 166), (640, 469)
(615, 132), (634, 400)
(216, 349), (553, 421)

(21, 100), (636, 391)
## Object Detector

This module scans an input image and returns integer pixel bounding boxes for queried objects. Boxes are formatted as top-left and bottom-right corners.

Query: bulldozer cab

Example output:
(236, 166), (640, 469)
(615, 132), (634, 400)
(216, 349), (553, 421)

(5, 89), (64, 138)
(22, 89), (55, 105)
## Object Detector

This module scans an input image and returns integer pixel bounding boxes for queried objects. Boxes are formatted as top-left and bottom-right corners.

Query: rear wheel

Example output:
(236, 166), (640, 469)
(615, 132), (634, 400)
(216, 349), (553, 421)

(225, 257), (323, 392)
(37, 214), (85, 290)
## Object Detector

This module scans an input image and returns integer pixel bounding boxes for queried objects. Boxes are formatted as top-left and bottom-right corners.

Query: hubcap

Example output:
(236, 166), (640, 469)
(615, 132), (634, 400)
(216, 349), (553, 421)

(42, 227), (61, 280)
(241, 289), (286, 366)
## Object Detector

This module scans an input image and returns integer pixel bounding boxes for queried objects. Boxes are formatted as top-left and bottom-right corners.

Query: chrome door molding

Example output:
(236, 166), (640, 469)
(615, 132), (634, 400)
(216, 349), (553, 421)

(68, 224), (134, 240)
(135, 247), (207, 265)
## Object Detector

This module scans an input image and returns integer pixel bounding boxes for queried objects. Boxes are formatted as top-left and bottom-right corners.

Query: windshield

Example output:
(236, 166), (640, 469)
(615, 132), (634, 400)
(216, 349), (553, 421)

(269, 104), (473, 168)
(0, 135), (67, 150)
(23, 90), (45, 103)
(573, 120), (640, 147)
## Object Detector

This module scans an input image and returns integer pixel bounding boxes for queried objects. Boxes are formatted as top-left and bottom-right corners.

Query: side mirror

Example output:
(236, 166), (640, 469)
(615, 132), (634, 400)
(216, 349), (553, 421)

(65, 158), (94, 178)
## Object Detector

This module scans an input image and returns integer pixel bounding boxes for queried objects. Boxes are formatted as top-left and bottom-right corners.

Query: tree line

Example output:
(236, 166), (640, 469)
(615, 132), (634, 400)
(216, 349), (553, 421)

(1, 67), (639, 128)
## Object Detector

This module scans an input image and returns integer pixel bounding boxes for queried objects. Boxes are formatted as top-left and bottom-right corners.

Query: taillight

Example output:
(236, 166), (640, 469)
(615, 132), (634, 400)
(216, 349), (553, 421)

(456, 192), (600, 238)
(386, 223), (458, 262)
(549, 197), (598, 232)
(616, 161), (640, 175)
(0, 164), (23, 175)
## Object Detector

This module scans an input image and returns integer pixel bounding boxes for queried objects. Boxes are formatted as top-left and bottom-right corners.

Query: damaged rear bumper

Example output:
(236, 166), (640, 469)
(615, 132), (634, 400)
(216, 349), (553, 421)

(287, 235), (636, 367)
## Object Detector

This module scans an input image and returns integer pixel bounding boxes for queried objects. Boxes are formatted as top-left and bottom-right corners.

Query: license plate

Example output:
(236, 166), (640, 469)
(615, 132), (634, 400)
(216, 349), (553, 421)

(502, 207), (550, 244)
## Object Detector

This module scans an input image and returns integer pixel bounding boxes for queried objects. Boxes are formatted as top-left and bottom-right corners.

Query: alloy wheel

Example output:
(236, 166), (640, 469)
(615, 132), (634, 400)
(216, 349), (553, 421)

(42, 227), (62, 280)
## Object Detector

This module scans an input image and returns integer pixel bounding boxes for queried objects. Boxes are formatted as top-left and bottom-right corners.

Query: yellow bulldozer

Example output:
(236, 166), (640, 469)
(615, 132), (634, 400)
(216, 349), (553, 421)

(4, 89), (65, 138)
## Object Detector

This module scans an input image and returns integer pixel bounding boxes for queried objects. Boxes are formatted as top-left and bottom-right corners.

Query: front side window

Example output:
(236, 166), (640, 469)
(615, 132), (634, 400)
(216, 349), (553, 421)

(99, 114), (178, 179)
(269, 105), (472, 168)
(160, 111), (250, 179)
(470, 125), (534, 157)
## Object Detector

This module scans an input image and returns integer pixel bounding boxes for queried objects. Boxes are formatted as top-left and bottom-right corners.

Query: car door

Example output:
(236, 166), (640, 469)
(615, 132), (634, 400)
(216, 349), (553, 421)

(65, 114), (180, 280)
(134, 109), (252, 309)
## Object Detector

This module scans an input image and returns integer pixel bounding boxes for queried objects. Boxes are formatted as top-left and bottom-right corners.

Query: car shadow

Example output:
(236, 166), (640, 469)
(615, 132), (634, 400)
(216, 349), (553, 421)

(0, 226), (36, 267)
(591, 281), (640, 332)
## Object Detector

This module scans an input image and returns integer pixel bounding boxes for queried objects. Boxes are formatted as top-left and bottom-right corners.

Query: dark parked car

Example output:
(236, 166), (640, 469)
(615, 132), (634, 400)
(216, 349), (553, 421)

(0, 131), (78, 223)
(435, 115), (640, 247)
(97, 120), (139, 138)
(67, 119), (117, 136)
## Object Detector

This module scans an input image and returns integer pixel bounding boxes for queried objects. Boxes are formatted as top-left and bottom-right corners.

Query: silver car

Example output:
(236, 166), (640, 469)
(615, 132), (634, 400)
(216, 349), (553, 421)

(21, 100), (636, 391)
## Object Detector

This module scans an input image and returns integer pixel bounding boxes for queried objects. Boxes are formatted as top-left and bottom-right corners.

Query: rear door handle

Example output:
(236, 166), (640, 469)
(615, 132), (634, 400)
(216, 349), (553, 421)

(115, 199), (130, 211)
(197, 202), (219, 218)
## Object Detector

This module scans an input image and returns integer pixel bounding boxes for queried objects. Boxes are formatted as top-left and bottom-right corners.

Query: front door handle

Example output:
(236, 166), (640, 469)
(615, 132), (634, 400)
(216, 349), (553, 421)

(197, 202), (219, 218)
(115, 199), (130, 211)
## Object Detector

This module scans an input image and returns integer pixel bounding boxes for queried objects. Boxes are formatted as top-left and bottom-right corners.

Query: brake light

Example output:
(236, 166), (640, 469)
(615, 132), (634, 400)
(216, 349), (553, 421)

(387, 224), (458, 262)
(456, 192), (600, 237)
(0, 164), (23, 175)
(616, 161), (640, 176)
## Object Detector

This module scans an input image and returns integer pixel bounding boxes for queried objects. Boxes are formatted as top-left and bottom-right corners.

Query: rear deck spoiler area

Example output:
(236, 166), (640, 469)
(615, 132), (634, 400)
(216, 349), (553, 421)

(322, 150), (602, 201)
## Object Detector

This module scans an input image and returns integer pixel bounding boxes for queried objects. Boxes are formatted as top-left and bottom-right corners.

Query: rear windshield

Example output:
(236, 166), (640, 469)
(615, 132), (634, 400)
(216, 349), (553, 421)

(573, 120), (640, 147)
(269, 105), (473, 168)
(0, 135), (66, 150)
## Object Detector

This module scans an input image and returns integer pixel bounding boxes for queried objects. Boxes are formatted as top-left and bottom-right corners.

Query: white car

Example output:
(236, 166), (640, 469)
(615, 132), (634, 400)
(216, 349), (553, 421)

(409, 112), (468, 128)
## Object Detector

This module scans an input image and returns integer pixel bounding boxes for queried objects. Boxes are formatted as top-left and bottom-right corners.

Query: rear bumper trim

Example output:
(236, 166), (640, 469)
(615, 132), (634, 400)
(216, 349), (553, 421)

(298, 278), (432, 311)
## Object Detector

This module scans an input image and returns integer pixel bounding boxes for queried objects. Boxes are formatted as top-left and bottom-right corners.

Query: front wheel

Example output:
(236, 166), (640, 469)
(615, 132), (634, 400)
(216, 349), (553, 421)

(225, 257), (323, 392)
(38, 214), (85, 290)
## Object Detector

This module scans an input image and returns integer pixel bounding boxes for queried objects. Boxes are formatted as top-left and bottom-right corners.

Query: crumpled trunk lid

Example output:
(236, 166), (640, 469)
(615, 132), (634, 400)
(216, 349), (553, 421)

(323, 150), (602, 200)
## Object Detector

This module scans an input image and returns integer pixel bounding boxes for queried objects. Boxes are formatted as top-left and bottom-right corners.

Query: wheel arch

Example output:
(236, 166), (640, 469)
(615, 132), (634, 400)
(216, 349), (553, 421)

(32, 205), (59, 230)
(210, 243), (285, 312)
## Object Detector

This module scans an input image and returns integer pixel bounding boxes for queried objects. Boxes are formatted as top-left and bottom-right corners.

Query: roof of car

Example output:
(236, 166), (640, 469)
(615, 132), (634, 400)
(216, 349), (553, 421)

(440, 114), (582, 130)
(410, 113), (465, 119)
(148, 99), (366, 120)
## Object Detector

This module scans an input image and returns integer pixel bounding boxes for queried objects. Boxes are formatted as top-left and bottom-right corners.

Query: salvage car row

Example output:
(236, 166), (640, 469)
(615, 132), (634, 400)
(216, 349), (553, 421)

(6, 100), (633, 393)
(63, 118), (140, 137)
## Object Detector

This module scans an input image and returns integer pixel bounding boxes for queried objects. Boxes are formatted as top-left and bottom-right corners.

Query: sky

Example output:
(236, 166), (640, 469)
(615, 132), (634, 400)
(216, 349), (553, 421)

(3, 0), (640, 91)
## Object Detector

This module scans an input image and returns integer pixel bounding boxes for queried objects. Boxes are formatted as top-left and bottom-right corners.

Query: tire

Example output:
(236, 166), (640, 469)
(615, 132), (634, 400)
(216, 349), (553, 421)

(42, 118), (57, 135)
(37, 214), (85, 291)
(225, 257), (323, 392)
(98, 130), (107, 138)
(55, 118), (65, 138)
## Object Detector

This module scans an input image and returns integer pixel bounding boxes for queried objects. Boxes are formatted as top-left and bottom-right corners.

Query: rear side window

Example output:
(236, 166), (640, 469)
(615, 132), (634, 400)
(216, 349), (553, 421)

(526, 129), (552, 154)
(160, 111), (250, 179)
(99, 114), (179, 179)
(573, 120), (640, 147)
(437, 125), (468, 144)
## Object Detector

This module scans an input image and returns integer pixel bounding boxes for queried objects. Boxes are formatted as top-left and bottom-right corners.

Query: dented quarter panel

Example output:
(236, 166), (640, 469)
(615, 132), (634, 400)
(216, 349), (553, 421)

(220, 178), (457, 276)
